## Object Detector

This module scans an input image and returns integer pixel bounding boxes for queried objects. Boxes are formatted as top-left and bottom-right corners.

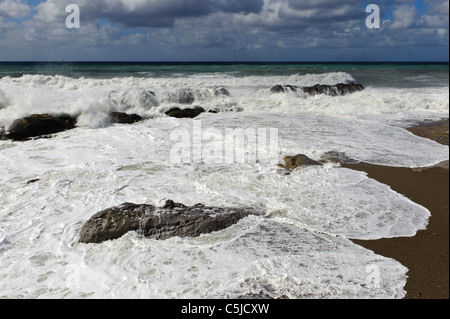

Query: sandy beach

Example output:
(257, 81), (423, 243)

(346, 120), (449, 299)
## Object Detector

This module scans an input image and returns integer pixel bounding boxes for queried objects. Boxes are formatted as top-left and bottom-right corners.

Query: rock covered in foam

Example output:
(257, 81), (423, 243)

(164, 87), (231, 106)
(270, 83), (365, 97)
(166, 88), (196, 105)
(270, 85), (298, 94)
(279, 154), (323, 170)
(212, 87), (231, 97)
(107, 89), (159, 111)
(79, 200), (263, 244)
(1, 111), (146, 141)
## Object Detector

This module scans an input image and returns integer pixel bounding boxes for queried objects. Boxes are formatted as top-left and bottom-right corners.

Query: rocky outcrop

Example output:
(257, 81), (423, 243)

(79, 200), (263, 244)
(5, 114), (77, 140)
(279, 154), (323, 170)
(333, 83), (365, 95)
(270, 85), (298, 94)
(110, 112), (142, 124)
(270, 83), (365, 97)
(166, 106), (206, 119)
(0, 111), (147, 142)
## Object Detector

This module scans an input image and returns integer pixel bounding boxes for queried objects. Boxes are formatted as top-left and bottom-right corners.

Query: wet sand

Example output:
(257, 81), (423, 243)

(346, 119), (449, 299)
(406, 119), (449, 146)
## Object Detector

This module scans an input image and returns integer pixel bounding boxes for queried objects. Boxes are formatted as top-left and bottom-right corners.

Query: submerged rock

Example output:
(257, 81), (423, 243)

(6, 114), (77, 140)
(213, 87), (231, 97)
(320, 151), (360, 164)
(110, 112), (142, 124)
(164, 87), (230, 105)
(167, 88), (196, 105)
(107, 89), (159, 111)
(279, 154), (323, 170)
(79, 200), (263, 244)
(166, 106), (206, 119)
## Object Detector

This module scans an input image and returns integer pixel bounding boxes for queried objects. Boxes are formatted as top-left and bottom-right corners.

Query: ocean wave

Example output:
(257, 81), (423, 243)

(0, 72), (448, 130)
(0, 89), (10, 110)
(0, 71), (355, 89)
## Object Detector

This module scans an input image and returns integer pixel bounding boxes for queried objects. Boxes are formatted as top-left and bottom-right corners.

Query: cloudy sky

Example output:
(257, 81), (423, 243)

(0, 0), (448, 61)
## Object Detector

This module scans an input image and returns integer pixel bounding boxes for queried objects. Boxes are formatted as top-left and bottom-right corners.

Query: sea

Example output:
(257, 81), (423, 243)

(0, 62), (448, 299)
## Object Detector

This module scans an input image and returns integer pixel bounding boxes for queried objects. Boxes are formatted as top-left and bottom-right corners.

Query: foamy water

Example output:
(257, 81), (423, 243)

(0, 65), (448, 299)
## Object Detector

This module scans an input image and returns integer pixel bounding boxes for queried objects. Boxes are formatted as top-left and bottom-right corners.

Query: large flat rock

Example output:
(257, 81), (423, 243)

(79, 200), (263, 244)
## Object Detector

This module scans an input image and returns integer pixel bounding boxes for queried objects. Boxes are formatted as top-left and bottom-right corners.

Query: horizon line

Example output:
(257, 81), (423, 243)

(0, 60), (449, 64)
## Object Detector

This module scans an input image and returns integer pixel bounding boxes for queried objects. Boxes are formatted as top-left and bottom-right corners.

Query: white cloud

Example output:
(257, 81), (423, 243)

(389, 4), (421, 30)
(423, 0), (449, 28)
(0, 0), (30, 18)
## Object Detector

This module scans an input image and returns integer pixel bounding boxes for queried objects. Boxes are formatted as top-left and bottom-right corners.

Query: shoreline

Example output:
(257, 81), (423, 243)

(346, 119), (449, 299)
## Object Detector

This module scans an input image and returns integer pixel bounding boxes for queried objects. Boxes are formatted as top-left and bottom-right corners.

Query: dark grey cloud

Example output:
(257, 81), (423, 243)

(80, 0), (265, 28)
(0, 0), (448, 61)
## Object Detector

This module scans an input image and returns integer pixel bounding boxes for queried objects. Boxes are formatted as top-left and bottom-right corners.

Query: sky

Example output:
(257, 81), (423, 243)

(0, 0), (448, 62)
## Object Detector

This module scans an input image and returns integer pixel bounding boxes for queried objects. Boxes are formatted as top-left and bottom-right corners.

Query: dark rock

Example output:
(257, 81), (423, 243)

(110, 112), (142, 124)
(183, 106), (206, 118)
(270, 85), (298, 94)
(6, 114), (77, 140)
(270, 85), (284, 93)
(318, 85), (338, 96)
(334, 83), (356, 95)
(302, 84), (335, 96)
(79, 200), (263, 244)
(302, 83), (365, 97)
(214, 87), (231, 97)
(166, 106), (206, 119)
(279, 154), (323, 170)
(271, 83), (364, 97)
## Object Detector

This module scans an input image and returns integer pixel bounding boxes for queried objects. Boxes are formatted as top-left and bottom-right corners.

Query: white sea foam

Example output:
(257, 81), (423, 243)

(0, 73), (448, 129)
(0, 71), (448, 299)
(0, 89), (10, 110)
